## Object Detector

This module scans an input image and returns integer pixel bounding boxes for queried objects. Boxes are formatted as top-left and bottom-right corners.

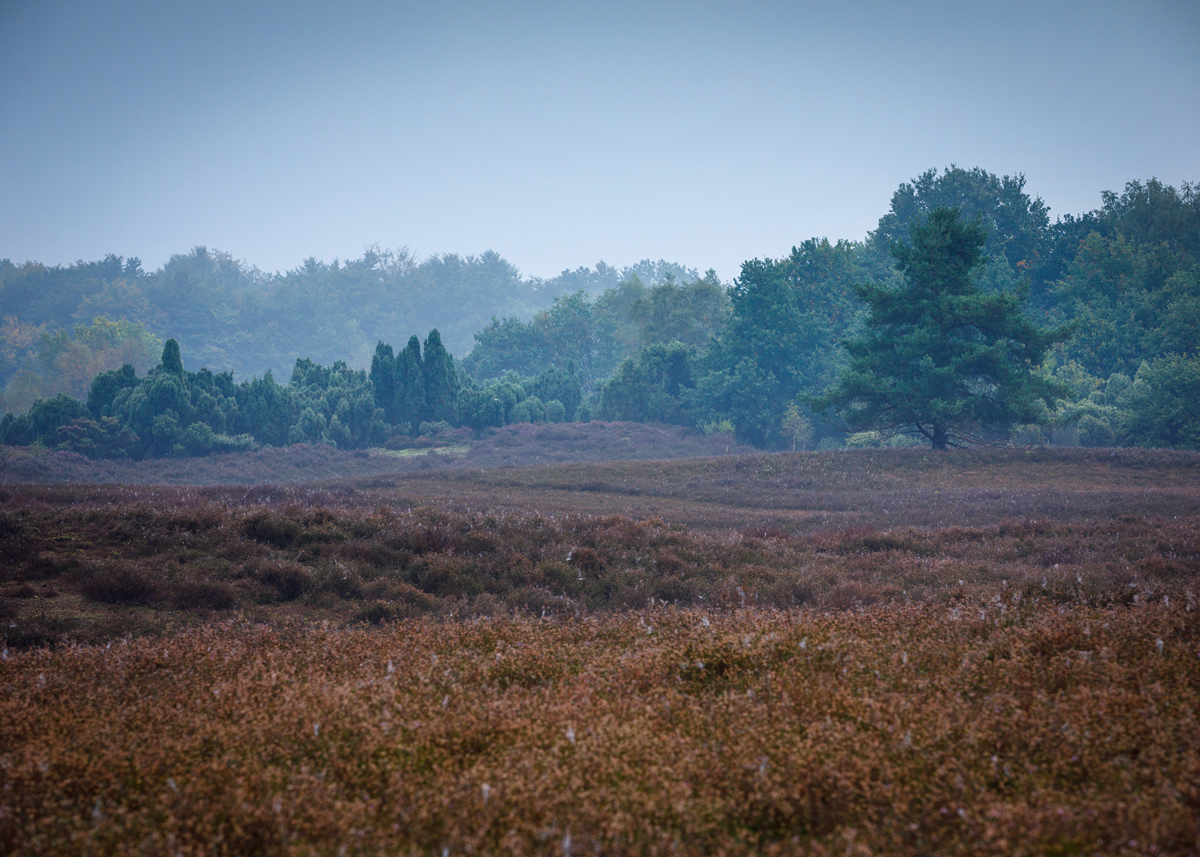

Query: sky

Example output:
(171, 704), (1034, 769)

(1, 0), (1198, 283)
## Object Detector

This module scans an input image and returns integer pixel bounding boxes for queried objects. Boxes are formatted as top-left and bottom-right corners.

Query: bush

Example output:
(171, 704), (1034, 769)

(1077, 413), (1118, 447)
(254, 560), (311, 601)
(181, 422), (215, 456)
(508, 401), (532, 424)
(80, 567), (158, 605)
(242, 511), (301, 548)
(418, 420), (453, 438)
(172, 580), (238, 610)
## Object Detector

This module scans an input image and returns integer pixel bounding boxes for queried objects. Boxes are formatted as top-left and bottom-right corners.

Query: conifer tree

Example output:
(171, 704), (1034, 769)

(393, 336), (425, 435)
(160, 338), (184, 375)
(369, 342), (395, 422)
(815, 207), (1065, 448)
(422, 329), (459, 424)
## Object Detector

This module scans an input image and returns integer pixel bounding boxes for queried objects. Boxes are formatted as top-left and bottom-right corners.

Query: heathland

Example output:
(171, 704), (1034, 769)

(2, 444), (1198, 854)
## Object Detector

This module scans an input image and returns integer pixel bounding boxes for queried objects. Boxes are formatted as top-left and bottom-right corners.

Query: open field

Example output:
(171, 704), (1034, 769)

(0, 422), (752, 486)
(2, 446), (1199, 854)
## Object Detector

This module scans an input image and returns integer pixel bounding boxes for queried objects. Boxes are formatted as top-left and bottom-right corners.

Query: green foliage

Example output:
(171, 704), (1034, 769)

(235, 370), (295, 448)
(0, 247), (574, 386)
(422, 330), (458, 424)
(461, 263), (709, 387)
(87, 363), (139, 419)
(1120, 355), (1200, 449)
(595, 341), (695, 425)
(627, 271), (730, 349)
(369, 342), (395, 422)
(685, 238), (868, 447)
(0, 394), (89, 447)
(394, 337), (426, 436)
(525, 364), (582, 422)
(781, 403), (813, 451)
(870, 165), (1051, 283)
(4, 171), (1198, 454)
(544, 399), (566, 423)
(817, 208), (1065, 449)
(2, 316), (161, 415)
(54, 416), (142, 459)
(160, 338), (184, 375)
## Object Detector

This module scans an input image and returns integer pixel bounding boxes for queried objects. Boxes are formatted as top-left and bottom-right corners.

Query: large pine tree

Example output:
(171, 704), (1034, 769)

(815, 207), (1064, 449)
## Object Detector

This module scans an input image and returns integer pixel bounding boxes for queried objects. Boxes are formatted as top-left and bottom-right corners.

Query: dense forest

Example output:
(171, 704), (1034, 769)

(2, 167), (1198, 456)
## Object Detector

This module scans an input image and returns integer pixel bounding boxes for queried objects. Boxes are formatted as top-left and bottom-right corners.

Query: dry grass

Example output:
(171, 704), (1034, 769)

(1, 447), (1199, 853)
(2, 607), (1198, 855)
(0, 468), (1197, 646)
(0, 422), (751, 486)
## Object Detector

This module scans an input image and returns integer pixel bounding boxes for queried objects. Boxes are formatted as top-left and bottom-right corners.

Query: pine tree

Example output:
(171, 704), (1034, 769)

(814, 207), (1065, 448)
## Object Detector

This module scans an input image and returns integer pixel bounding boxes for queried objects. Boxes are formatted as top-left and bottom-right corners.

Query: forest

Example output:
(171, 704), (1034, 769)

(2, 167), (1197, 457)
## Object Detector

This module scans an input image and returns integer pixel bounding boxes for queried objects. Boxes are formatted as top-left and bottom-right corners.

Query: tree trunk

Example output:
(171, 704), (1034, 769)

(932, 426), (948, 450)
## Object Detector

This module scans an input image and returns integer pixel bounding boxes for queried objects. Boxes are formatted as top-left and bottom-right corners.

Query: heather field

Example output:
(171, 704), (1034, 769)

(2, 447), (1199, 855)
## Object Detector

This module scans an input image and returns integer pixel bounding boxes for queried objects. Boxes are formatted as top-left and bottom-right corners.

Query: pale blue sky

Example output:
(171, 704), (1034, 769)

(2, 0), (1197, 281)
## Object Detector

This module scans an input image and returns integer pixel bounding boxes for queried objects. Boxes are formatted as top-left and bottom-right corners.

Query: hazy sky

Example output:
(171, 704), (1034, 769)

(2, 0), (1197, 282)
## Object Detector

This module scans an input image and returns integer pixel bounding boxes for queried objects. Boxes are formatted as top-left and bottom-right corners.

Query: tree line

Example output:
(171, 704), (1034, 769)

(0, 246), (698, 410)
(2, 167), (1197, 455)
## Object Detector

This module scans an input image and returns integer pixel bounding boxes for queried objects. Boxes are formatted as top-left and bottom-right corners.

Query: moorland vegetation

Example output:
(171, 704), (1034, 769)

(1, 449), (1198, 854)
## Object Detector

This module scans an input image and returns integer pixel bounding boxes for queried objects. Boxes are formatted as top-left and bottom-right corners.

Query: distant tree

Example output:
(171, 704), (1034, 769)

(288, 406), (325, 445)
(369, 341), (395, 421)
(689, 257), (807, 446)
(815, 207), (1065, 449)
(422, 329), (458, 424)
(781, 403), (813, 451)
(87, 363), (139, 419)
(526, 364), (582, 421)
(1120, 355), (1200, 449)
(235, 370), (295, 447)
(160, 338), (184, 375)
(393, 336), (425, 435)
(870, 166), (1051, 282)
(596, 342), (694, 425)
(544, 399), (566, 423)
(627, 271), (730, 349)
(25, 393), (88, 445)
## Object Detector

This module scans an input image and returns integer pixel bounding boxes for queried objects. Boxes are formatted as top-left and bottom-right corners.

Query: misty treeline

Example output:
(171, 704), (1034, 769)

(2, 167), (1198, 456)
(0, 248), (699, 410)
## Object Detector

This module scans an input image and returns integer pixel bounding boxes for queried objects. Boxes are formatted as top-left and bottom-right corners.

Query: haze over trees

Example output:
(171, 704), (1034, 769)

(2, 167), (1197, 455)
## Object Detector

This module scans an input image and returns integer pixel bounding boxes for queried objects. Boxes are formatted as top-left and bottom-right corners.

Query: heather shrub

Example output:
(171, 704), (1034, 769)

(171, 579), (238, 610)
(80, 566), (158, 605)
(241, 509), (301, 548)
(311, 565), (364, 600)
(252, 559), (311, 601)
(352, 601), (398, 625)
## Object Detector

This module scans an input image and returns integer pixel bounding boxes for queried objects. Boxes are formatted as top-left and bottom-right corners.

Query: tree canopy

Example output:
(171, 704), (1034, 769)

(4, 168), (1198, 455)
(816, 207), (1065, 449)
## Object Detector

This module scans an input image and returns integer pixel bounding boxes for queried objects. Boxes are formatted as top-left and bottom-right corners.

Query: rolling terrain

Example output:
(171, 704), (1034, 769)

(2, 445), (1198, 855)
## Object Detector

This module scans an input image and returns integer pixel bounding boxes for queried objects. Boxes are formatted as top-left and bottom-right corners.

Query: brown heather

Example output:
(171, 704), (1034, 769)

(2, 608), (1198, 855)
(1, 446), (1199, 854)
